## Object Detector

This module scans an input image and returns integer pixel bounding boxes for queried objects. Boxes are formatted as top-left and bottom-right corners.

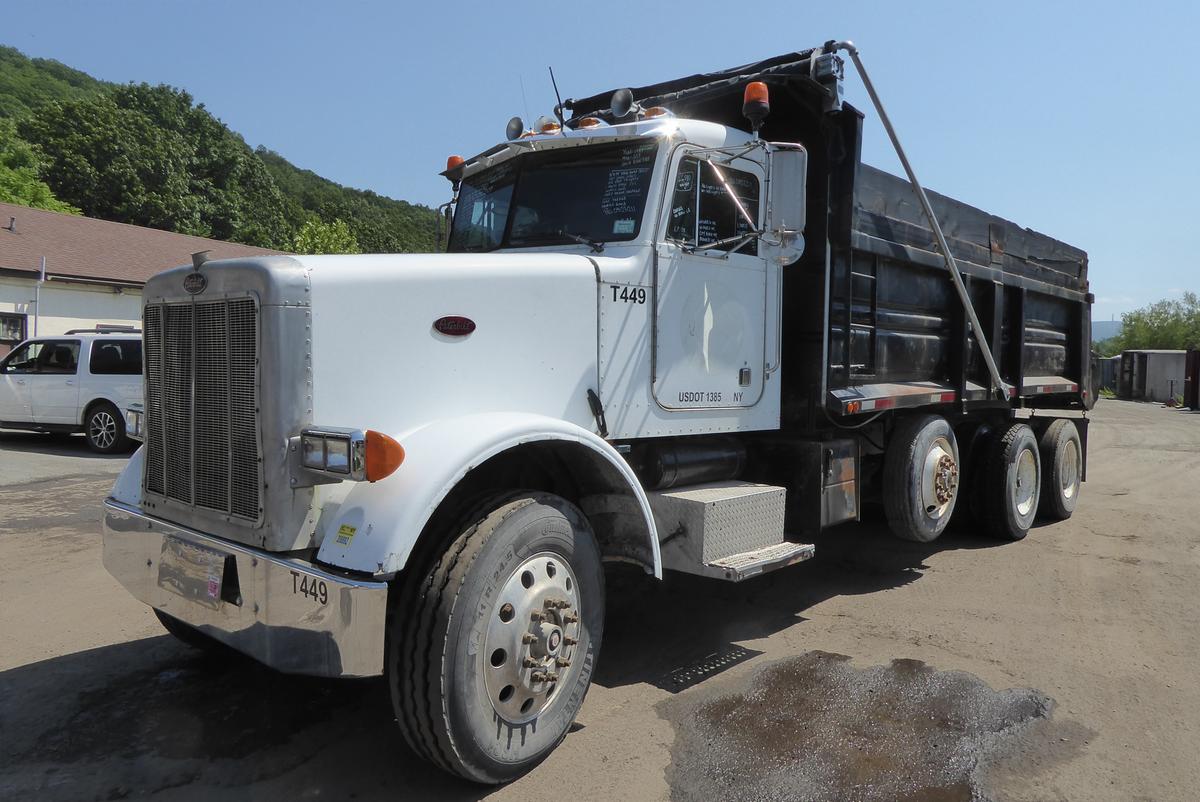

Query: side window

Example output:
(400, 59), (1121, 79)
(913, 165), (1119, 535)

(449, 159), (517, 252)
(36, 341), (81, 375)
(667, 157), (760, 256)
(2, 342), (40, 374)
(89, 339), (143, 375)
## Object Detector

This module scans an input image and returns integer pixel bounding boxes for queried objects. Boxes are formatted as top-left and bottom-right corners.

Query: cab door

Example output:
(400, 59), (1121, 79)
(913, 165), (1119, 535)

(29, 338), (81, 424)
(653, 151), (767, 410)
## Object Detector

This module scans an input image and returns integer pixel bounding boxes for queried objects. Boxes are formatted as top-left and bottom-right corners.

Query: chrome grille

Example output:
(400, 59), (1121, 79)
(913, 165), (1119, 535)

(144, 297), (261, 522)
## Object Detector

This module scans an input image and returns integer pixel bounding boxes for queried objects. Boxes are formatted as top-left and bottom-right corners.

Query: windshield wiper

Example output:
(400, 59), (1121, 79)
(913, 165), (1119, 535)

(558, 229), (605, 254)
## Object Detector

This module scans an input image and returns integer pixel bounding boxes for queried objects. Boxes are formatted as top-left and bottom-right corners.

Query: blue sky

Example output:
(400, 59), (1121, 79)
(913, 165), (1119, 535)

(6, 0), (1198, 318)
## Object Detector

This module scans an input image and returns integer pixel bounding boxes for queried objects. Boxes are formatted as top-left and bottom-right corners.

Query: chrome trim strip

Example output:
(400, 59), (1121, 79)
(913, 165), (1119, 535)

(102, 498), (388, 678)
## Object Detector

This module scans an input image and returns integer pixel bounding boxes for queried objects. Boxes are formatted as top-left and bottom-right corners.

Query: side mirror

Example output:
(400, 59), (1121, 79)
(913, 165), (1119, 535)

(764, 144), (807, 265)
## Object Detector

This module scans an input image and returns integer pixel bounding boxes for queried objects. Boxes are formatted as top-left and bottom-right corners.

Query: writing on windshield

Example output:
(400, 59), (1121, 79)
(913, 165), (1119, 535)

(449, 139), (659, 252)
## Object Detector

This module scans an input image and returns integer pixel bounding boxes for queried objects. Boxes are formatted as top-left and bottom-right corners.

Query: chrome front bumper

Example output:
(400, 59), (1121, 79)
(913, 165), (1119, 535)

(102, 498), (388, 678)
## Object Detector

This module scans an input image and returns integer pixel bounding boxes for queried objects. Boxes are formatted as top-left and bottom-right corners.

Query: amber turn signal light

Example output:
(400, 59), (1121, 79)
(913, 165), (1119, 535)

(365, 430), (405, 482)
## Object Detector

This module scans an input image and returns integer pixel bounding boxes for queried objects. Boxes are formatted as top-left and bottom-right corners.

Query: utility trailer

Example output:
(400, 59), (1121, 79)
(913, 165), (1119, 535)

(102, 43), (1091, 784)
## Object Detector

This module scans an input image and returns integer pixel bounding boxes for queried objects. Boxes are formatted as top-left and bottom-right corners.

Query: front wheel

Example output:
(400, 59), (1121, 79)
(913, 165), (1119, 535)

(389, 492), (604, 784)
(85, 402), (129, 453)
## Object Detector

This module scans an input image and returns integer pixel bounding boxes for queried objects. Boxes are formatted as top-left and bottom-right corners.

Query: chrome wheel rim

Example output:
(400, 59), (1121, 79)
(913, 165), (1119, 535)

(1014, 447), (1038, 517)
(483, 552), (582, 724)
(920, 436), (959, 519)
(1060, 439), (1080, 500)
(90, 411), (117, 449)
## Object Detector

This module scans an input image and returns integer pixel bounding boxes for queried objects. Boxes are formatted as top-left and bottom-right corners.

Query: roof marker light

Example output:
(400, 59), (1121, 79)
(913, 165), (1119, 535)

(446, 155), (464, 171)
(642, 106), (669, 118)
(577, 116), (603, 128)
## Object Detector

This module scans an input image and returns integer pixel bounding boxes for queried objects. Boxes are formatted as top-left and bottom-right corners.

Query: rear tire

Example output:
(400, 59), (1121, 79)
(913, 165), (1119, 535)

(980, 423), (1041, 540)
(950, 422), (993, 529)
(85, 402), (129, 453)
(883, 414), (961, 543)
(389, 491), (604, 784)
(1038, 419), (1082, 520)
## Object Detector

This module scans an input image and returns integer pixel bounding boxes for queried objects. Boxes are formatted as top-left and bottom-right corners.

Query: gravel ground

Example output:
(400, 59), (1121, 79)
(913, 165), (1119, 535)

(0, 400), (1197, 801)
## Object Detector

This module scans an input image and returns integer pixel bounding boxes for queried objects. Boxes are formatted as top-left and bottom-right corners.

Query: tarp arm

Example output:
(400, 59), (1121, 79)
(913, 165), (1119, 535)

(828, 40), (1010, 401)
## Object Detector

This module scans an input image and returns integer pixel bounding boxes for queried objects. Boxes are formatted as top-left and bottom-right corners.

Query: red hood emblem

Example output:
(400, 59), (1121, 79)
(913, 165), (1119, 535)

(433, 316), (476, 336)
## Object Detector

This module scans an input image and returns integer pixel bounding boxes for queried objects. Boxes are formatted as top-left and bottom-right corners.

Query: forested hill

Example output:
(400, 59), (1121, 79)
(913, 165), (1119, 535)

(0, 45), (438, 253)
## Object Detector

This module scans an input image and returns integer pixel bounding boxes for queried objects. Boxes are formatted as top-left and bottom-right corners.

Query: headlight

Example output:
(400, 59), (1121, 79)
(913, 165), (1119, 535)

(124, 406), (145, 441)
(296, 427), (404, 484)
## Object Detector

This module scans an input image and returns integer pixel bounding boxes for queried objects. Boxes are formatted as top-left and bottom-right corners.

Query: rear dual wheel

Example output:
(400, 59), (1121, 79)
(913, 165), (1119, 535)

(389, 492), (603, 784)
(1038, 419), (1082, 521)
(883, 415), (961, 542)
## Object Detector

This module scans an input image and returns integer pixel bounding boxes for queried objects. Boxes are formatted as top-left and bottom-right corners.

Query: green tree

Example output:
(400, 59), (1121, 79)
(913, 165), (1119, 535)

(292, 218), (361, 254)
(0, 118), (79, 213)
(1109, 293), (1200, 352)
(18, 83), (291, 247)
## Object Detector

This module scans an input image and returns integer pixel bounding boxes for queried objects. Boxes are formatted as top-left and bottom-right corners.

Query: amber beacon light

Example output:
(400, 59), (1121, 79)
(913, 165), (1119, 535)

(742, 81), (770, 132)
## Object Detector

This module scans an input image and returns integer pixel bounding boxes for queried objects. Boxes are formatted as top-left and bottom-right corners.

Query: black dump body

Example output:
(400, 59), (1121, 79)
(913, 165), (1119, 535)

(567, 48), (1092, 427)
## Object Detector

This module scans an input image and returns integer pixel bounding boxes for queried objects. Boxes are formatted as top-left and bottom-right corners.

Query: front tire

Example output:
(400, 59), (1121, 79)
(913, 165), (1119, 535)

(85, 402), (129, 453)
(390, 492), (604, 784)
(1038, 419), (1082, 520)
(980, 423), (1041, 540)
(883, 414), (961, 542)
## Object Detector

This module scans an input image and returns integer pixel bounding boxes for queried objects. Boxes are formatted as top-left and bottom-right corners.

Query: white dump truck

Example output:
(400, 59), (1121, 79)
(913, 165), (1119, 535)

(103, 43), (1093, 783)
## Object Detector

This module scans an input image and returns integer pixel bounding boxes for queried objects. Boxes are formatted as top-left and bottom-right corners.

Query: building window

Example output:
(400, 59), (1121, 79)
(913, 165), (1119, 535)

(0, 313), (26, 358)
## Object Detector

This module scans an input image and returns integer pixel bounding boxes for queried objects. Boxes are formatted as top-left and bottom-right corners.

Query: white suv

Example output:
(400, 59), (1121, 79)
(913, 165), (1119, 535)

(0, 329), (142, 453)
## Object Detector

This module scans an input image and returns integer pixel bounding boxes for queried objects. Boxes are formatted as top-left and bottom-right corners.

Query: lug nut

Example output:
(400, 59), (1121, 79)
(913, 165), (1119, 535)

(523, 657), (539, 668)
(530, 611), (544, 622)
(563, 636), (578, 646)
(521, 633), (536, 644)
(563, 613), (579, 624)
(531, 671), (548, 682)
(556, 658), (571, 668)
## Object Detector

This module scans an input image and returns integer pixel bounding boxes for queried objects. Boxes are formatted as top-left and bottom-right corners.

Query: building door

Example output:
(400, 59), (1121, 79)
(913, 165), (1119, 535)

(653, 152), (767, 411)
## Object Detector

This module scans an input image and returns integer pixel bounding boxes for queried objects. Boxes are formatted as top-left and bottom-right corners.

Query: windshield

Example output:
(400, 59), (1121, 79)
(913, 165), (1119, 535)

(449, 139), (659, 252)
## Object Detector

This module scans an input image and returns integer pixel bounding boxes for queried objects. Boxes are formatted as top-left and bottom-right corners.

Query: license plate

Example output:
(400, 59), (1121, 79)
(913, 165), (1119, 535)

(159, 537), (228, 610)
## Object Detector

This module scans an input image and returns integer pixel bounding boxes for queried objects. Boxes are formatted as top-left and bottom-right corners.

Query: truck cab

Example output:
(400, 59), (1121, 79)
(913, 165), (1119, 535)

(102, 46), (1091, 784)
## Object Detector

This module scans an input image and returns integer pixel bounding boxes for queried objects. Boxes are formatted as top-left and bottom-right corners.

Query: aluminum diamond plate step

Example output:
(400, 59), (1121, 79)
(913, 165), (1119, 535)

(705, 541), (816, 582)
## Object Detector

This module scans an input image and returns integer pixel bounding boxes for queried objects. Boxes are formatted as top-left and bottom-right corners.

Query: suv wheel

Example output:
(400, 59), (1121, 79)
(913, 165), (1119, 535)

(85, 402), (129, 453)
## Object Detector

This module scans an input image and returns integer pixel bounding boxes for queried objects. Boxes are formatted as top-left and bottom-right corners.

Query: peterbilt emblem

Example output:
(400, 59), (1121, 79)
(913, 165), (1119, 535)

(433, 316), (476, 336)
(183, 272), (207, 295)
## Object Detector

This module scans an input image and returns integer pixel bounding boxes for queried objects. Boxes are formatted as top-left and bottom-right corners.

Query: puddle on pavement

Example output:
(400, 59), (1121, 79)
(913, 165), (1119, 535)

(662, 650), (1082, 802)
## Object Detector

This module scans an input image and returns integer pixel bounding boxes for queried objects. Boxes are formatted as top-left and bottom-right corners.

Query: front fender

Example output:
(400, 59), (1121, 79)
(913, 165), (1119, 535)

(314, 413), (661, 578)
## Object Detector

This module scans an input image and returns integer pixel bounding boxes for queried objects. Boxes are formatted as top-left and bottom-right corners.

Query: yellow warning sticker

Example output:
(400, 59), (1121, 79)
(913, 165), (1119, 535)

(335, 524), (357, 547)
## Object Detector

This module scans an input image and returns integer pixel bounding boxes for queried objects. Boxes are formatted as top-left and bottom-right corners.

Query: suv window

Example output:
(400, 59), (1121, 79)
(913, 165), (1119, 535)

(1, 340), (80, 375)
(89, 339), (142, 375)
(667, 157), (760, 256)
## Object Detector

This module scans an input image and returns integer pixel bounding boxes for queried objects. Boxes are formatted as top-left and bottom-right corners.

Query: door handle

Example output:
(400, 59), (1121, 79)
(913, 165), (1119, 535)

(65, 380), (74, 385)
(15, 378), (25, 385)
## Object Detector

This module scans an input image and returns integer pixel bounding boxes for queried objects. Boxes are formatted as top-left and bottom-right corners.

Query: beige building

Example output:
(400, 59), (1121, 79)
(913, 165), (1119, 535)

(0, 202), (283, 356)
